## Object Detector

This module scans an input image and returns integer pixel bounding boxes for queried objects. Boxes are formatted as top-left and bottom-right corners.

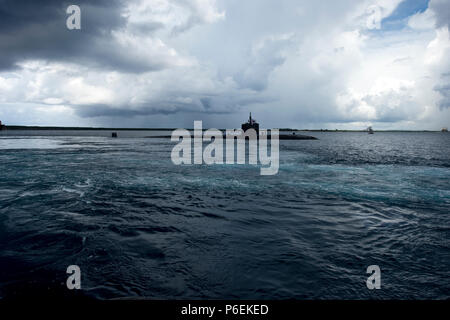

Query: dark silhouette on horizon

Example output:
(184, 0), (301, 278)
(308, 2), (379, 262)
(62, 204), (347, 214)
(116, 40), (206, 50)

(242, 113), (259, 134)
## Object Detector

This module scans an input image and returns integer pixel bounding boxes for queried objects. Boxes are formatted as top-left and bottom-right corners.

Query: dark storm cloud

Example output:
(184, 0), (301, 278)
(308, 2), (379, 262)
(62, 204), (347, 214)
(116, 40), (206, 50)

(74, 93), (274, 118)
(76, 103), (198, 118)
(0, 0), (167, 72)
(434, 74), (450, 110)
(234, 35), (293, 91)
(129, 21), (165, 35)
(1, 0), (448, 129)
(429, 0), (450, 30)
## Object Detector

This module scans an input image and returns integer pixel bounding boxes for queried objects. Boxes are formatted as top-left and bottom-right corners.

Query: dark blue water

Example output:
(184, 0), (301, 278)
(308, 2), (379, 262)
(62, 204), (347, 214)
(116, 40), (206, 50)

(0, 132), (449, 299)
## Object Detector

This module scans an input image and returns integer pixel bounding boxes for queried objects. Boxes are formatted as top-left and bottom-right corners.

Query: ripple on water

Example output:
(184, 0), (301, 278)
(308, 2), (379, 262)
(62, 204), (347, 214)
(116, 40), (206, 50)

(0, 133), (449, 299)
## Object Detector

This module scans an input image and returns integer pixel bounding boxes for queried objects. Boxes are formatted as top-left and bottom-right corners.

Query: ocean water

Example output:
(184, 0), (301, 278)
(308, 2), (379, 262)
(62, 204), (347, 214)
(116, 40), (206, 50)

(0, 131), (449, 299)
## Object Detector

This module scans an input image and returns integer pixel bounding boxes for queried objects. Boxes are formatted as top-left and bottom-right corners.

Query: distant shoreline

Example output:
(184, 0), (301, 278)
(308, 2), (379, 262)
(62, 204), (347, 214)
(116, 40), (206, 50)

(0, 125), (444, 133)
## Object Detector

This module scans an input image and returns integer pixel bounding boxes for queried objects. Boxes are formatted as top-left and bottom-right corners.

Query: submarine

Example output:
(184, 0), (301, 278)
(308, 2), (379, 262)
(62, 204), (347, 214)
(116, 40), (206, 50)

(146, 113), (317, 140)
(240, 113), (317, 140)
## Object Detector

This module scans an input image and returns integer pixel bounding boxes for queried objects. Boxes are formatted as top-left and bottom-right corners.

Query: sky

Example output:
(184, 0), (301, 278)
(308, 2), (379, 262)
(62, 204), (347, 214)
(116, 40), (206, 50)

(0, 0), (448, 130)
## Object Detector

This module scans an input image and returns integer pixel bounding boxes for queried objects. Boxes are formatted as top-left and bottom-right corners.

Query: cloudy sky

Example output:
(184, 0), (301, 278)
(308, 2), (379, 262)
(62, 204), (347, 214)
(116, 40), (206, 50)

(0, 0), (448, 129)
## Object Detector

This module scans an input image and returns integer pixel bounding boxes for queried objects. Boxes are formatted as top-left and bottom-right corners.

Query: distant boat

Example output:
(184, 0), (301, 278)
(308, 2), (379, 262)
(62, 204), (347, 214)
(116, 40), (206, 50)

(367, 126), (374, 134)
(442, 127), (448, 132)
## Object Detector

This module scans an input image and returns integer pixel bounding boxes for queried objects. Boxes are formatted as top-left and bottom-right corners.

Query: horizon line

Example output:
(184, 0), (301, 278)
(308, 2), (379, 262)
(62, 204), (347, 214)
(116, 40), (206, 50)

(0, 125), (447, 133)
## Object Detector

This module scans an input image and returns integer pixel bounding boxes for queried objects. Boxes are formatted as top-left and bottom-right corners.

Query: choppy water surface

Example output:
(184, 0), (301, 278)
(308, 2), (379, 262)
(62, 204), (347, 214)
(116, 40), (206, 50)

(0, 132), (449, 299)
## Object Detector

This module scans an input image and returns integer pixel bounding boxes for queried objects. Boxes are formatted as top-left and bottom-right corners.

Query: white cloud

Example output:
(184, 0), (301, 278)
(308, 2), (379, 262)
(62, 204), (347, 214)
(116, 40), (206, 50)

(0, 0), (449, 130)
(408, 8), (435, 30)
(349, 0), (403, 30)
(364, 0), (402, 30)
(124, 0), (224, 35)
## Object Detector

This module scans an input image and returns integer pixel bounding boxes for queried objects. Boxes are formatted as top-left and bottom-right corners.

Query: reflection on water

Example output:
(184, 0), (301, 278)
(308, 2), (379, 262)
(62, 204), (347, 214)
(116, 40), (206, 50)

(0, 138), (63, 149)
